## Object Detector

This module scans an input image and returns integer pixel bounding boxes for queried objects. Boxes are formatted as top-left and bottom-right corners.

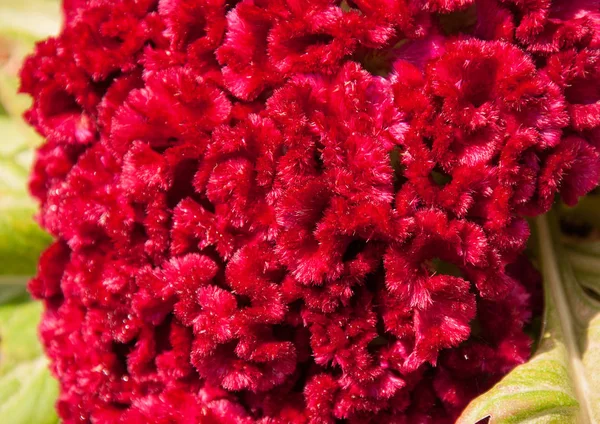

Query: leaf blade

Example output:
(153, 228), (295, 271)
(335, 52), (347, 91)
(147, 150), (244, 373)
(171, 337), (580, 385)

(0, 299), (59, 424)
(458, 212), (600, 424)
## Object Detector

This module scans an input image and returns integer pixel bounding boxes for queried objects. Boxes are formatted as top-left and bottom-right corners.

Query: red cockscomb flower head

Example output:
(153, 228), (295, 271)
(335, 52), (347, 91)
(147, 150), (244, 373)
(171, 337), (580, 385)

(21, 0), (600, 422)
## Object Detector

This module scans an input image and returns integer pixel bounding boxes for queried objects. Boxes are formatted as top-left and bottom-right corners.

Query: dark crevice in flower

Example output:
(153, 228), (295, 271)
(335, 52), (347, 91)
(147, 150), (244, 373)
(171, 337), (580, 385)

(154, 317), (173, 355)
(431, 258), (464, 277)
(438, 4), (477, 35)
(237, 294), (252, 308)
(41, 90), (80, 120)
(112, 340), (137, 374)
(353, 48), (395, 76)
(461, 57), (498, 108)
(166, 159), (199, 208)
(283, 33), (336, 56)
(431, 167), (452, 187)
(342, 239), (368, 262)
(131, 223), (148, 246)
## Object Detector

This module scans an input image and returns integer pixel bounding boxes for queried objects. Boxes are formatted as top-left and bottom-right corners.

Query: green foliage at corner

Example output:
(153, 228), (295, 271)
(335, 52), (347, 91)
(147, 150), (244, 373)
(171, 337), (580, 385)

(0, 294), (59, 424)
(458, 212), (600, 424)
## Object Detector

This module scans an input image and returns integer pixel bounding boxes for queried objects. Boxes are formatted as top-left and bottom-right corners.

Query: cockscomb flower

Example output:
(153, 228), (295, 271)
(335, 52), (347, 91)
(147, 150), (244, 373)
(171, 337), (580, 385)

(20, 0), (599, 422)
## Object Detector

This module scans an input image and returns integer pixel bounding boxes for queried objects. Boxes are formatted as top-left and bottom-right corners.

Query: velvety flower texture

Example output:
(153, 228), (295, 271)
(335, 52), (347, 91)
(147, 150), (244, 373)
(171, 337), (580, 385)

(22, 0), (599, 423)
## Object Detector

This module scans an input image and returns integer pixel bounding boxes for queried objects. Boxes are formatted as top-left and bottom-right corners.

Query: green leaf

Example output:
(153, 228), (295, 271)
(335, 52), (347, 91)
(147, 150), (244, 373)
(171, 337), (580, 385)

(0, 26), (54, 279)
(458, 212), (600, 424)
(0, 136), (52, 277)
(0, 196), (52, 277)
(0, 4), (60, 422)
(0, 299), (59, 424)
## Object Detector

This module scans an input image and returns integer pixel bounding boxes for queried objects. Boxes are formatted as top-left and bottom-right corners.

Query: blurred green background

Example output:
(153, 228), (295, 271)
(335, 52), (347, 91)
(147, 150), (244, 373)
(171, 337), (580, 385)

(0, 1), (60, 423)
